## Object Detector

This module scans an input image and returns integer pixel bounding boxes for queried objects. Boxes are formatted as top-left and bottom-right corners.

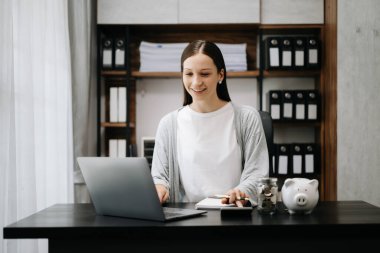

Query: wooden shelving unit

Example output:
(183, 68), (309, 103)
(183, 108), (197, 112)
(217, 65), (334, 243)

(96, 17), (337, 200)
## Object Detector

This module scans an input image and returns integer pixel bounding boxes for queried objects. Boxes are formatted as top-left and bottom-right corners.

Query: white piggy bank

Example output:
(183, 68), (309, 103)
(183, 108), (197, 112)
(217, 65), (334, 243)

(281, 178), (319, 215)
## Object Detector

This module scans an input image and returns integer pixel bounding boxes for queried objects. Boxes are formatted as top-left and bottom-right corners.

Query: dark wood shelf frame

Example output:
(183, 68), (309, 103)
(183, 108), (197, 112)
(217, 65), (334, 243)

(321, 0), (337, 201)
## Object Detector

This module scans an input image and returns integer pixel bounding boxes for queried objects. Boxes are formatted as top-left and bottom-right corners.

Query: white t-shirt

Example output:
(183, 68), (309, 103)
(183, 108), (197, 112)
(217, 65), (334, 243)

(177, 102), (242, 202)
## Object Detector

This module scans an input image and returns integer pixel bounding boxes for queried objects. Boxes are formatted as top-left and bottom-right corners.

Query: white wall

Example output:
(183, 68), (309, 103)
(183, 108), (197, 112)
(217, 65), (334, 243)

(337, 0), (380, 207)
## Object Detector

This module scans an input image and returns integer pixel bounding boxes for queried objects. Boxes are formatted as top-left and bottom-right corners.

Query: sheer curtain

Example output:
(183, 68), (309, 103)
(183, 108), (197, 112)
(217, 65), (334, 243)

(68, 0), (97, 204)
(0, 0), (74, 253)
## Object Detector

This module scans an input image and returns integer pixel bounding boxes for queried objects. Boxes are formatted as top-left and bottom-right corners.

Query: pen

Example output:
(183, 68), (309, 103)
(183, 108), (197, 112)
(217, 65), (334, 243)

(212, 194), (250, 201)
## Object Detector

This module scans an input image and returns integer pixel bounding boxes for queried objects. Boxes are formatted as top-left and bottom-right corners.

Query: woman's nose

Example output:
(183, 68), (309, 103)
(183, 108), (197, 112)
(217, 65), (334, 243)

(192, 76), (203, 85)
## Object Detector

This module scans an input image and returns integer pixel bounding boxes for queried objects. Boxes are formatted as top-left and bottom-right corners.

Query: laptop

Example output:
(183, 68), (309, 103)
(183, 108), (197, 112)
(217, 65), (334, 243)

(77, 157), (207, 222)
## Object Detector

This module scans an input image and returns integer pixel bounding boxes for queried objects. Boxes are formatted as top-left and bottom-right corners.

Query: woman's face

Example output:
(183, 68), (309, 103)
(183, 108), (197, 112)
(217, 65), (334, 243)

(182, 53), (224, 104)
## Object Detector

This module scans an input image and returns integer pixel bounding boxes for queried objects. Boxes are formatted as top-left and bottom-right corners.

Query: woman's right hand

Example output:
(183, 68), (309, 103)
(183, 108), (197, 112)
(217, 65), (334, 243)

(155, 184), (169, 204)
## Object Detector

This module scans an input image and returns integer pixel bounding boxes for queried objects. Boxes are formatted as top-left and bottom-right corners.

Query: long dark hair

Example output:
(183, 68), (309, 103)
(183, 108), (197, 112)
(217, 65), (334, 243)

(181, 40), (231, 106)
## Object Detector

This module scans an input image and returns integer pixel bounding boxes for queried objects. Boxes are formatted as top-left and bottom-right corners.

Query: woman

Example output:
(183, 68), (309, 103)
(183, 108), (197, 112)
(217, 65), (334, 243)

(151, 40), (269, 207)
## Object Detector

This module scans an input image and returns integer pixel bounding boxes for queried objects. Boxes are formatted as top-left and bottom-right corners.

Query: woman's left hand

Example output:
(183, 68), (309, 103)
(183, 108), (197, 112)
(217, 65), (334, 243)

(221, 188), (249, 207)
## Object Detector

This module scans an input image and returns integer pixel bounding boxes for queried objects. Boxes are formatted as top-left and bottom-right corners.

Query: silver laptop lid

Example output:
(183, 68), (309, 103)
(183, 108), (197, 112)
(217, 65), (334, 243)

(77, 157), (166, 221)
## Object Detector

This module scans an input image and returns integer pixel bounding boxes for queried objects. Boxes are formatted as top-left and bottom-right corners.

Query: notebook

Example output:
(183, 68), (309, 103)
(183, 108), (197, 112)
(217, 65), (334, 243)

(195, 194), (258, 210)
(195, 197), (235, 210)
(77, 157), (207, 222)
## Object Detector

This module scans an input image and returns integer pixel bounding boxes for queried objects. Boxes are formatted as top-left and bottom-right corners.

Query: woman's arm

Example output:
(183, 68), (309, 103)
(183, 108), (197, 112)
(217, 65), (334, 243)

(151, 115), (171, 202)
(236, 109), (270, 201)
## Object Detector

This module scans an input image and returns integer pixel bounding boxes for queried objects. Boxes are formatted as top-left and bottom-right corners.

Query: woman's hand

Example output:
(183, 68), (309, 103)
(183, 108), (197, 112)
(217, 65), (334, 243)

(221, 188), (249, 207)
(155, 184), (169, 204)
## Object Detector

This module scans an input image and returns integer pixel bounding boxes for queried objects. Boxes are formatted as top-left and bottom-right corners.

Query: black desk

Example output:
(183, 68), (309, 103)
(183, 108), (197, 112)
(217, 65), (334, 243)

(3, 201), (380, 253)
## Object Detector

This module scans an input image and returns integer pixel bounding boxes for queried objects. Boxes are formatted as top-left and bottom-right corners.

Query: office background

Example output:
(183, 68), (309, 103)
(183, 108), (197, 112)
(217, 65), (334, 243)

(96, 0), (380, 207)
(82, 0), (380, 207)
(0, 1), (379, 253)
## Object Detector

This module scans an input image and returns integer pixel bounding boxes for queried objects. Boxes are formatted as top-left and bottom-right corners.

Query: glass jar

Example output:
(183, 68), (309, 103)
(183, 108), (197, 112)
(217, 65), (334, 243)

(257, 178), (278, 215)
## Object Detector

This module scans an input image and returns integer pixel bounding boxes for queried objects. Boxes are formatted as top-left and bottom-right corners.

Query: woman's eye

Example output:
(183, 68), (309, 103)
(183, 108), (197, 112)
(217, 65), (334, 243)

(184, 73), (193, 76)
(201, 73), (209, 77)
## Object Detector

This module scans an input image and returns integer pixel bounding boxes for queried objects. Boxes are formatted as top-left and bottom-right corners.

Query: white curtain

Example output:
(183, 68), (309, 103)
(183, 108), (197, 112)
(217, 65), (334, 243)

(68, 0), (97, 204)
(0, 0), (74, 253)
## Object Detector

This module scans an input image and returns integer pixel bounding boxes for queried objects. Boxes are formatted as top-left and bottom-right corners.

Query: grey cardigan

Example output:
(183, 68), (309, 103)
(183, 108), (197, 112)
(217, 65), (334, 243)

(151, 103), (269, 203)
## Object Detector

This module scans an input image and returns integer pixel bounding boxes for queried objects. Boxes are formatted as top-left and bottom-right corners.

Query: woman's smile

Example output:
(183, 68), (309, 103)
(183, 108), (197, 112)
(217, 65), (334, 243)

(190, 87), (207, 94)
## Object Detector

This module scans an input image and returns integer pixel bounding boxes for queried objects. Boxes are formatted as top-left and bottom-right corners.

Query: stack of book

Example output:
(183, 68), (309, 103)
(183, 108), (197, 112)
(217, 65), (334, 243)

(139, 41), (247, 72)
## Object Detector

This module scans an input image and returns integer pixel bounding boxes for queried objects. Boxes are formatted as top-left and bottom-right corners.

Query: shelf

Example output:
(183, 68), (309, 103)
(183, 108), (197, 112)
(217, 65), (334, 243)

(229, 70), (260, 77)
(100, 122), (135, 128)
(102, 70), (317, 78)
(259, 24), (323, 35)
(103, 70), (322, 79)
(259, 24), (324, 30)
(132, 71), (180, 78)
(263, 70), (320, 78)
(101, 70), (127, 76)
(133, 70), (260, 78)
(101, 70), (260, 78)
(273, 121), (321, 127)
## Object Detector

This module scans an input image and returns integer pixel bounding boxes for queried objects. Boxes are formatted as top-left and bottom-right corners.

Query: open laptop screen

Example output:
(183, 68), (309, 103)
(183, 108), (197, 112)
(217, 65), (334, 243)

(77, 157), (206, 222)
